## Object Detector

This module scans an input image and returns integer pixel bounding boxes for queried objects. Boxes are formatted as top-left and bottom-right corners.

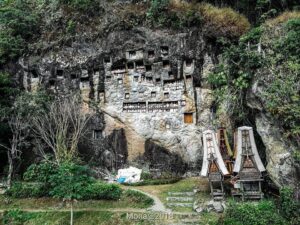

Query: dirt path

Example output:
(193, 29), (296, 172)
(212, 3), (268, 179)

(128, 188), (170, 212)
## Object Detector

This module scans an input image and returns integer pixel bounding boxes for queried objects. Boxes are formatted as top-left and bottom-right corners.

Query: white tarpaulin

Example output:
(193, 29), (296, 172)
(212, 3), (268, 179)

(116, 166), (142, 183)
(201, 130), (229, 177)
(233, 126), (266, 173)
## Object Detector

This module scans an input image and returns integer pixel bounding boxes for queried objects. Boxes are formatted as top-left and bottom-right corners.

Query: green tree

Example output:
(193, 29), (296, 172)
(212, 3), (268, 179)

(49, 162), (94, 225)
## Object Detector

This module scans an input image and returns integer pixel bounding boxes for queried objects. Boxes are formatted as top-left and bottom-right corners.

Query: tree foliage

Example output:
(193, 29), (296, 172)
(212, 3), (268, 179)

(0, 0), (39, 63)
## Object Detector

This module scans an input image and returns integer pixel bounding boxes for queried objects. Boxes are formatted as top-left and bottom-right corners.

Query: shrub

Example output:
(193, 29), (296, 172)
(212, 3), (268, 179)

(6, 182), (49, 198)
(266, 11), (300, 26)
(0, 0), (39, 63)
(49, 162), (94, 201)
(140, 171), (152, 180)
(2, 209), (33, 225)
(279, 187), (300, 223)
(86, 182), (122, 200)
(59, 0), (100, 12)
(123, 190), (154, 207)
(23, 162), (58, 184)
(221, 200), (286, 225)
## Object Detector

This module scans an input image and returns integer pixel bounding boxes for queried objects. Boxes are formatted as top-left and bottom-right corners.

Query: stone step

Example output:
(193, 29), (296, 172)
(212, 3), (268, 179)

(214, 196), (224, 201)
(166, 203), (194, 207)
(168, 192), (195, 196)
(166, 197), (194, 202)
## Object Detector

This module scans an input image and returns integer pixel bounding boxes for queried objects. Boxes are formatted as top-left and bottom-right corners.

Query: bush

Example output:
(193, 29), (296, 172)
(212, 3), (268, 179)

(86, 182), (122, 200)
(59, 0), (99, 12)
(6, 182), (49, 198)
(0, 0), (39, 63)
(2, 209), (33, 225)
(49, 162), (94, 201)
(123, 190), (154, 207)
(279, 187), (300, 224)
(220, 200), (286, 225)
(140, 171), (152, 180)
(23, 162), (58, 184)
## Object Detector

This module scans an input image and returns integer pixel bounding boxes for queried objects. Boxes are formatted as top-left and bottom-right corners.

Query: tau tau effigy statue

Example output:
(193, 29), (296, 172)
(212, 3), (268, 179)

(231, 126), (266, 200)
(201, 130), (229, 200)
(217, 127), (234, 174)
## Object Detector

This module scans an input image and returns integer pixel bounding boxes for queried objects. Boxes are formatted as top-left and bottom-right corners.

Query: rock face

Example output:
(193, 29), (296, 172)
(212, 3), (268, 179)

(247, 80), (300, 187)
(14, 27), (217, 173)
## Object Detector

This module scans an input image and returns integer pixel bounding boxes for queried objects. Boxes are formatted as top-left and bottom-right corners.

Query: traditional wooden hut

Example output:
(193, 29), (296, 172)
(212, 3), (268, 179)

(201, 130), (229, 200)
(232, 126), (266, 200)
(217, 127), (234, 174)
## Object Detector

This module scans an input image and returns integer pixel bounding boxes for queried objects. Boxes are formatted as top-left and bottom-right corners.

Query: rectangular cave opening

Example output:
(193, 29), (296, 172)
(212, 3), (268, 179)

(168, 71), (174, 79)
(145, 65), (152, 72)
(31, 70), (39, 78)
(163, 60), (170, 68)
(125, 93), (130, 99)
(148, 50), (155, 58)
(104, 57), (111, 63)
(106, 76), (111, 82)
(136, 60), (144, 67)
(71, 74), (77, 79)
(151, 91), (156, 98)
(128, 50), (136, 58)
(80, 77), (89, 82)
(161, 46), (169, 56)
(127, 62), (134, 70)
(156, 78), (161, 83)
(93, 130), (102, 139)
(185, 59), (193, 67)
(184, 113), (193, 124)
(49, 79), (55, 86)
(186, 75), (192, 80)
(146, 76), (153, 82)
(56, 69), (64, 77)
(164, 92), (169, 98)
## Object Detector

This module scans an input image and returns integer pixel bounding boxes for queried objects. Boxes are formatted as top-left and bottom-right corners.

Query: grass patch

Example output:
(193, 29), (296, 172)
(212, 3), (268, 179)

(0, 188), (151, 211)
(0, 211), (155, 225)
(167, 0), (250, 38)
(266, 11), (300, 26)
(122, 190), (154, 207)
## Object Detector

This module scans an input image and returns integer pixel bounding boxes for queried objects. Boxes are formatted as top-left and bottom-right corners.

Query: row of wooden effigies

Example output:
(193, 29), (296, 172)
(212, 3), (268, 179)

(200, 126), (266, 201)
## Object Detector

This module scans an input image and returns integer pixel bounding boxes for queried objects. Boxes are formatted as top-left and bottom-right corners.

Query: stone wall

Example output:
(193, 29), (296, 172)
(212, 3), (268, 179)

(15, 28), (216, 173)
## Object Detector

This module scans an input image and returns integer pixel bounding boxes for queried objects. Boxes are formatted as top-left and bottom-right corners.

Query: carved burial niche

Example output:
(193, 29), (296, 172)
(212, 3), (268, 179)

(161, 46), (169, 57)
(125, 93), (130, 99)
(93, 130), (102, 139)
(148, 50), (155, 59)
(31, 70), (39, 79)
(127, 62), (134, 70)
(168, 71), (174, 79)
(145, 65), (152, 72)
(80, 76), (90, 88)
(123, 102), (146, 113)
(136, 60), (145, 72)
(56, 69), (64, 78)
(104, 57), (111, 64)
(163, 60), (170, 69)
(71, 74), (77, 79)
(128, 50), (136, 59)
(148, 101), (178, 112)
